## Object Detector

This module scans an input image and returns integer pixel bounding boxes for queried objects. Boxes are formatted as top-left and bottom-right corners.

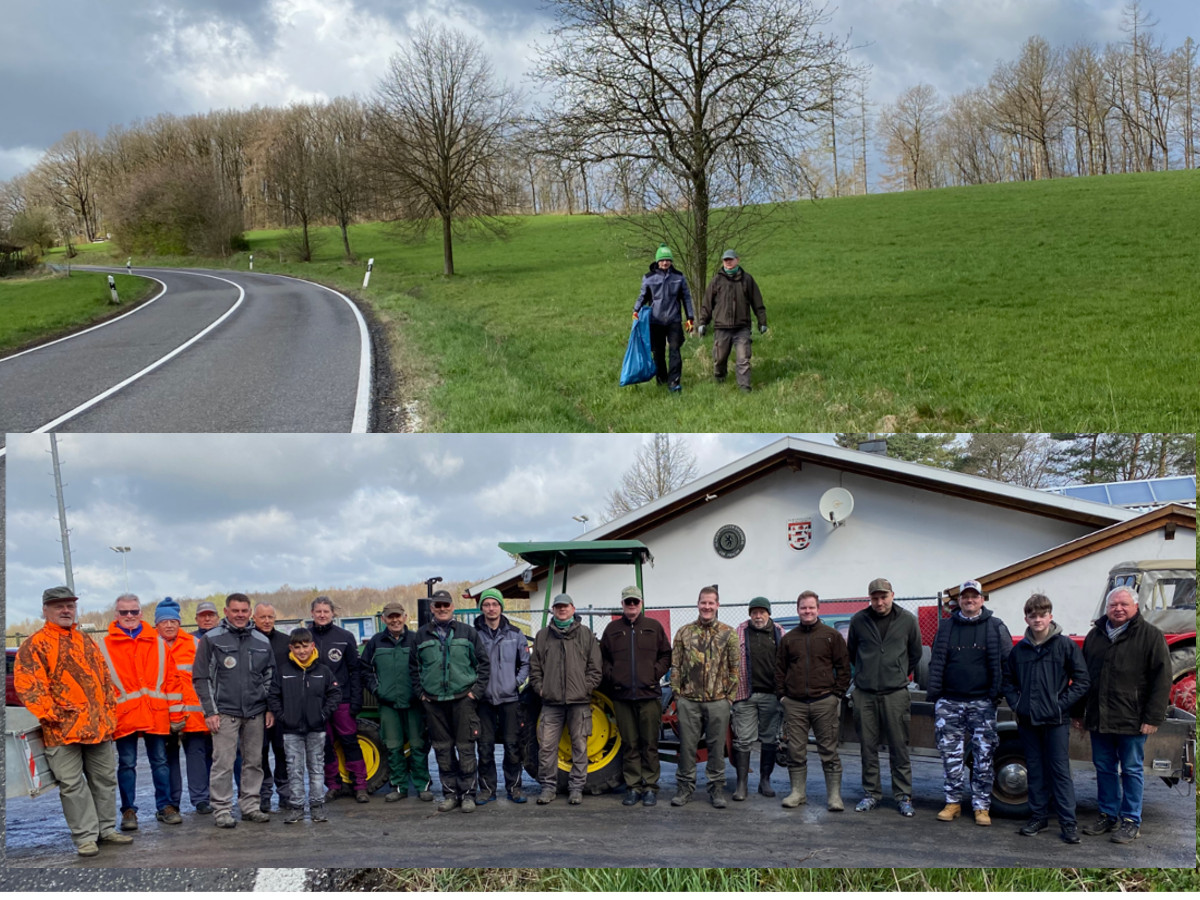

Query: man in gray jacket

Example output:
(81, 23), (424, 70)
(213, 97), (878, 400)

(846, 578), (922, 817)
(192, 593), (276, 829)
(473, 589), (531, 804)
(529, 594), (602, 805)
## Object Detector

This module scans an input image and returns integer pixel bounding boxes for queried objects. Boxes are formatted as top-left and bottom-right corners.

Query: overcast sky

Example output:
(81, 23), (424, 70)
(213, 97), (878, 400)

(3, 432), (839, 623)
(1, 0), (1192, 182)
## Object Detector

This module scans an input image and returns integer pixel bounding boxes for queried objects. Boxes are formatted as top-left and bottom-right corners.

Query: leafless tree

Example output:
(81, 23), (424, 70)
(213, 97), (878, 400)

(958, 434), (1056, 488)
(535, 0), (851, 293)
(35, 130), (103, 243)
(878, 84), (944, 190)
(369, 22), (520, 276)
(988, 36), (1067, 180)
(258, 105), (323, 261)
(604, 434), (700, 521)
(313, 98), (369, 260)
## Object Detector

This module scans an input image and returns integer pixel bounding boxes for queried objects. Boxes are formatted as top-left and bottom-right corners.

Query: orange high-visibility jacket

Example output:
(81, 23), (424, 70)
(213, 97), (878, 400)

(14, 622), (118, 747)
(99, 621), (185, 738)
(164, 631), (208, 733)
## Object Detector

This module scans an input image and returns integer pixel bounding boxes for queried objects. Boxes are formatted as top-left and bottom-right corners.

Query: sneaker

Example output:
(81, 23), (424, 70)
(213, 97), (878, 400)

(284, 807), (305, 825)
(1060, 823), (1081, 844)
(309, 804), (328, 823)
(355, 790), (370, 804)
(507, 786), (527, 804)
(76, 841), (100, 857)
(120, 809), (138, 832)
(855, 797), (878, 812)
(642, 791), (658, 807)
(897, 798), (915, 817)
(417, 785), (435, 802)
(243, 808), (270, 823)
(568, 790), (583, 805)
(461, 797), (476, 813)
(622, 790), (642, 806)
(476, 792), (495, 806)
(974, 808), (992, 827)
(668, 384), (682, 394)
(1110, 818), (1140, 844)
(156, 805), (183, 825)
(194, 802), (214, 815)
(670, 790), (693, 807)
(1081, 813), (1119, 836)
(98, 830), (133, 845)
(384, 787), (406, 803)
(214, 811), (237, 829)
(1019, 818), (1049, 836)
(438, 795), (462, 812)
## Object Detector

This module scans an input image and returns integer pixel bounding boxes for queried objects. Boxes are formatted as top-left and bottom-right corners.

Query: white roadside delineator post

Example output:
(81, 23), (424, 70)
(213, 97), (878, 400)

(126, 257), (132, 274)
(363, 257), (374, 289)
(107, 275), (120, 304)
(249, 253), (254, 271)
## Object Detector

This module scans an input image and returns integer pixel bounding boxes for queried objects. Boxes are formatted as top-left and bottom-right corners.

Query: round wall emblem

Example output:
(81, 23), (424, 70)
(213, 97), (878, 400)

(328, 647), (344, 662)
(222, 656), (237, 669)
(713, 524), (746, 559)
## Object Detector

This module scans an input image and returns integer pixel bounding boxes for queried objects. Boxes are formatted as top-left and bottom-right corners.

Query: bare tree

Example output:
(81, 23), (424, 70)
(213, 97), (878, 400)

(604, 434), (700, 521)
(878, 84), (944, 190)
(370, 22), (519, 276)
(536, 0), (851, 293)
(259, 105), (323, 261)
(35, 130), (102, 243)
(957, 434), (1056, 488)
(988, 36), (1067, 179)
(313, 98), (368, 260)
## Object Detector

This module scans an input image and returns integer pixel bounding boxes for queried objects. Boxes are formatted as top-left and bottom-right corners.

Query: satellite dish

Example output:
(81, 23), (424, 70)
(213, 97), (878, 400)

(819, 488), (854, 527)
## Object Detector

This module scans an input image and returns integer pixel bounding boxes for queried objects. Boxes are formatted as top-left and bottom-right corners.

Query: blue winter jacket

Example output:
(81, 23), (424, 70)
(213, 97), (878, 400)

(634, 265), (695, 326)
(473, 614), (531, 705)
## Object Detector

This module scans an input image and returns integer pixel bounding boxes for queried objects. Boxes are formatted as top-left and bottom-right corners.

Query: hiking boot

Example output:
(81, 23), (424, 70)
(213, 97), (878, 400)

(710, 790), (727, 809)
(781, 769), (807, 808)
(156, 805), (183, 825)
(309, 803), (328, 823)
(758, 744), (778, 798)
(622, 789), (643, 806)
(384, 787), (406, 802)
(731, 749), (750, 801)
(214, 810), (237, 829)
(476, 792), (495, 806)
(670, 789), (693, 807)
(461, 796), (476, 813)
(355, 790), (370, 804)
(324, 786), (347, 803)
(974, 808), (992, 827)
(1081, 813), (1119, 836)
(438, 795), (462, 812)
(854, 796), (878, 812)
(642, 791), (657, 807)
(417, 785), (434, 802)
(937, 803), (961, 822)
(194, 802), (214, 815)
(98, 830), (133, 845)
(568, 790), (583, 805)
(76, 841), (100, 857)
(243, 808), (270, 823)
(824, 771), (844, 812)
(897, 797), (915, 817)
(120, 809), (138, 832)
(1060, 823), (1081, 844)
(1019, 818), (1049, 836)
(536, 789), (556, 805)
(284, 806), (305, 825)
(1110, 819), (1140, 844)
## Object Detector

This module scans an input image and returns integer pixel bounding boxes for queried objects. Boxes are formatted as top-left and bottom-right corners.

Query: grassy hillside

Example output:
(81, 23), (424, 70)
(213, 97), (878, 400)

(13, 170), (1197, 430)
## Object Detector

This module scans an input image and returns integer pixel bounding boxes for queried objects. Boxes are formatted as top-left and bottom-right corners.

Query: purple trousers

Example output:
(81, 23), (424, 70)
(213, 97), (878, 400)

(323, 703), (368, 791)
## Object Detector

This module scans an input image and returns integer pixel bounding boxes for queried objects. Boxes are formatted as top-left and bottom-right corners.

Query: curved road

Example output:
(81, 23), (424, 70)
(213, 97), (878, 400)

(0, 267), (371, 453)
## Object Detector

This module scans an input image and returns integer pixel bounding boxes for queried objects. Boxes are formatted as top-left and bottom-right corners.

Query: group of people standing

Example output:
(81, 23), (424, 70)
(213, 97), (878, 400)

(14, 575), (1175, 858)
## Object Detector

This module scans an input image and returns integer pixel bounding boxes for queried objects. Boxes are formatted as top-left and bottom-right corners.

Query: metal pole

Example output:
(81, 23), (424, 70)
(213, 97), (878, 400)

(49, 434), (75, 593)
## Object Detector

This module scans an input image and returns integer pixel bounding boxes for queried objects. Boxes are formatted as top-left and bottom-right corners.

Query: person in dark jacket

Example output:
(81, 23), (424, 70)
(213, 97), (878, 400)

(775, 590), (851, 812)
(253, 603), (292, 814)
(697, 249), (767, 392)
(411, 590), (490, 813)
(731, 597), (785, 801)
(268, 628), (340, 824)
(192, 593), (275, 829)
(361, 601), (433, 803)
(530, 594), (602, 805)
(307, 596), (369, 803)
(599, 586), (671, 806)
(1002, 594), (1089, 844)
(926, 579), (1012, 828)
(1074, 586), (1172, 845)
(846, 577), (922, 817)
(632, 243), (695, 393)
(472, 589), (531, 804)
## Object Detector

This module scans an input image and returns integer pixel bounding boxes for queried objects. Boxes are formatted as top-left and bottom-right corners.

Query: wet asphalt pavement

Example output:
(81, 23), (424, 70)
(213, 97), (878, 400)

(4, 747), (1195, 873)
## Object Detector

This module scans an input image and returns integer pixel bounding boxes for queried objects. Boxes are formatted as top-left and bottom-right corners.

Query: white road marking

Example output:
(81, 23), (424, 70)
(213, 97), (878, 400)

(253, 868), (311, 892)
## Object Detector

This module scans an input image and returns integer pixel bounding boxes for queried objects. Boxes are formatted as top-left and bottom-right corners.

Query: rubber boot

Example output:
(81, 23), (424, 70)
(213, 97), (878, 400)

(824, 770), (844, 811)
(758, 744), (777, 798)
(781, 768), (807, 808)
(731, 749), (751, 801)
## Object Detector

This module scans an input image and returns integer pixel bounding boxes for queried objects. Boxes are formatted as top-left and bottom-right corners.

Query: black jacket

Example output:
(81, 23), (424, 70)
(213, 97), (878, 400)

(258, 627), (293, 674)
(193, 619), (275, 718)
(1002, 626), (1090, 726)
(308, 620), (362, 711)
(268, 655), (341, 734)
(1077, 613), (1172, 734)
(926, 608), (1012, 704)
(846, 605), (922, 693)
(599, 613), (672, 701)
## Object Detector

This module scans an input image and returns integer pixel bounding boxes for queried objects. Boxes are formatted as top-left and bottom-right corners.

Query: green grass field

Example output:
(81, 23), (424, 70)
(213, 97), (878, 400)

(9, 170), (1196, 429)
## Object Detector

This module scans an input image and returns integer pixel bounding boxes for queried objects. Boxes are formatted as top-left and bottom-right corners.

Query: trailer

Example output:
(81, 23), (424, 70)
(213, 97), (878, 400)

(5, 706), (59, 800)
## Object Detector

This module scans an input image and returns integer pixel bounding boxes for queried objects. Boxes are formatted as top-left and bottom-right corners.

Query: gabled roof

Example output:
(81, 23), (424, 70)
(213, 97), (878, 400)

(472, 436), (1134, 597)
(944, 502), (1196, 598)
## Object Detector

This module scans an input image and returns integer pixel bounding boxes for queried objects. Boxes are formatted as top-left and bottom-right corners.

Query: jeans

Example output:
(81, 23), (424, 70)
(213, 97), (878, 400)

(115, 732), (172, 814)
(1090, 731), (1147, 824)
(1019, 719), (1075, 826)
(283, 731), (326, 810)
(165, 730), (210, 809)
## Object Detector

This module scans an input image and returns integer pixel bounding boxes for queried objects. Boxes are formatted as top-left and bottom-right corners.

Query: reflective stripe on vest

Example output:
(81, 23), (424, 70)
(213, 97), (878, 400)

(97, 635), (174, 706)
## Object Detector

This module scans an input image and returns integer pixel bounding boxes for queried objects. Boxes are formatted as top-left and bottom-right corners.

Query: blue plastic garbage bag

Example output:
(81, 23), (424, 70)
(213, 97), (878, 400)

(620, 307), (656, 386)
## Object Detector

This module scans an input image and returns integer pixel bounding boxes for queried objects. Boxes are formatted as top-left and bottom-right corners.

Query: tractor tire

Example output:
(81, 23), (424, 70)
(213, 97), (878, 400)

(988, 732), (1030, 818)
(333, 716), (390, 795)
(522, 690), (624, 796)
(1169, 647), (1196, 714)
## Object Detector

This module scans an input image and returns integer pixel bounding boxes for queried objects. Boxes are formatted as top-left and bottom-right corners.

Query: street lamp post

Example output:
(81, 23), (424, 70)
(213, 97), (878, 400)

(110, 546), (131, 592)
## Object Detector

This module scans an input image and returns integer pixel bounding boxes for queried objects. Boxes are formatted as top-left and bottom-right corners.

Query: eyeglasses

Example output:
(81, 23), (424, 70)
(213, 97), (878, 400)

(622, 599), (641, 605)
(117, 610), (141, 617)
(431, 603), (452, 609)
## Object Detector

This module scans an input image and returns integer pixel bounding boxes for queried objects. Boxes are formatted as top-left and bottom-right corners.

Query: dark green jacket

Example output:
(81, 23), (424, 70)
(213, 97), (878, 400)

(530, 620), (602, 705)
(361, 627), (418, 709)
(411, 620), (489, 702)
(1078, 613), (1172, 733)
(846, 605), (922, 693)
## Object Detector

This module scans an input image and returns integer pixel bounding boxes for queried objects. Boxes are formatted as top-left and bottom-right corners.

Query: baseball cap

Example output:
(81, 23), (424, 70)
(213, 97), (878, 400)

(551, 593), (574, 607)
(959, 580), (984, 595)
(620, 586), (643, 604)
(431, 590), (454, 607)
(867, 578), (893, 595)
(721, 249), (738, 260)
(381, 600), (407, 617)
(196, 600), (218, 615)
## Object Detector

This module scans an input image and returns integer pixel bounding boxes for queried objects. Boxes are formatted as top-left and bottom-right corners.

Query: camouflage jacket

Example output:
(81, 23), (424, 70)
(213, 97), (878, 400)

(670, 618), (739, 702)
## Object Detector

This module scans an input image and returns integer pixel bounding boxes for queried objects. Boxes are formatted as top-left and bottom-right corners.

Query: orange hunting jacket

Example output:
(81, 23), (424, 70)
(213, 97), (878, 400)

(164, 631), (209, 733)
(99, 621), (184, 738)
(14, 622), (118, 747)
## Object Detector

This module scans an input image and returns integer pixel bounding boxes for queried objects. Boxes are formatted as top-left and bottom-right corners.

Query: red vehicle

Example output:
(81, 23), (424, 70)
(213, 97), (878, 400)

(6, 647), (20, 707)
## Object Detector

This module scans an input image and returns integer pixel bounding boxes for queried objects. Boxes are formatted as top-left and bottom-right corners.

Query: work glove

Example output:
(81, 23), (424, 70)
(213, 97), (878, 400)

(684, 318), (694, 334)
(697, 324), (706, 337)
(759, 324), (768, 335)
(632, 311), (640, 322)
(170, 718), (186, 734)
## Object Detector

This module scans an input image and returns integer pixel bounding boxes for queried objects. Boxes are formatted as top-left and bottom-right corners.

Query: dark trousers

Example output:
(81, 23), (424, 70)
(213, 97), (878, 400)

(476, 699), (521, 797)
(712, 325), (752, 388)
(613, 697), (663, 791)
(649, 319), (684, 387)
(165, 730), (211, 809)
(852, 687), (912, 802)
(260, 719), (291, 805)
(1018, 719), (1075, 826)
(424, 695), (479, 799)
(116, 732), (171, 814)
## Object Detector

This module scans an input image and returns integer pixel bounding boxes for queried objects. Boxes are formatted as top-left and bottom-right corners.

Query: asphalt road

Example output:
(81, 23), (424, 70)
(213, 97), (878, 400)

(4, 747), (1195, 870)
(0, 267), (371, 449)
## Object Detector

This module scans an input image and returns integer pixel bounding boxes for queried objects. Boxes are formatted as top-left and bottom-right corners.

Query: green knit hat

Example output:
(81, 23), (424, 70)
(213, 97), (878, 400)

(479, 588), (504, 610)
(654, 243), (673, 262)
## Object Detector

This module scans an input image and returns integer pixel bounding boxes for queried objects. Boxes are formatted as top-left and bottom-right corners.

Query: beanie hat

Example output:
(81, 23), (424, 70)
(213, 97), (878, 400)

(748, 596), (772, 614)
(654, 243), (673, 262)
(155, 596), (182, 624)
(479, 588), (504, 610)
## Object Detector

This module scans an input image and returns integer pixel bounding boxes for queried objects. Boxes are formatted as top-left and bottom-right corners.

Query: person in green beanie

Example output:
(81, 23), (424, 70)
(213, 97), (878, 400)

(698, 249), (768, 392)
(632, 243), (695, 393)
(473, 588), (531, 804)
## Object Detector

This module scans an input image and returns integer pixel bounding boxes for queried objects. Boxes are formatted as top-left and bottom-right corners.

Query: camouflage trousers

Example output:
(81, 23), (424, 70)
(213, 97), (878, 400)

(933, 697), (998, 810)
